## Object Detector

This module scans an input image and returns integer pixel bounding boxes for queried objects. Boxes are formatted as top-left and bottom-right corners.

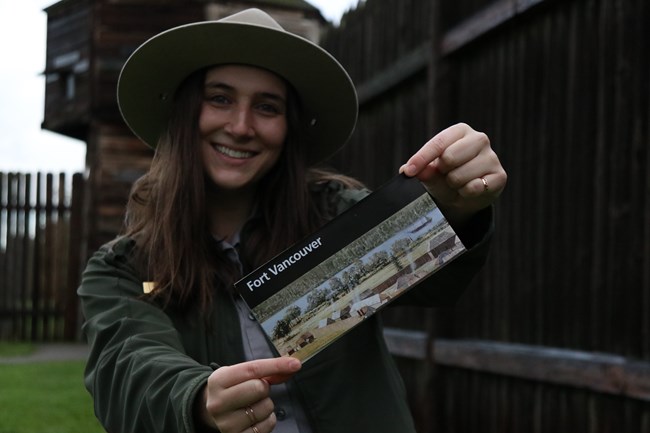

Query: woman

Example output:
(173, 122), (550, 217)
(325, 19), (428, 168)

(78, 8), (507, 433)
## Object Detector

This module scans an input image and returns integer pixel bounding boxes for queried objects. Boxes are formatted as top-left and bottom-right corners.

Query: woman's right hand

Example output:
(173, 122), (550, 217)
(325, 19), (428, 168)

(196, 357), (302, 433)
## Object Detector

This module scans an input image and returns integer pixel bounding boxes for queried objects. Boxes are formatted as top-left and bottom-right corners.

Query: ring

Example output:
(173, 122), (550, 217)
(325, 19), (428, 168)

(252, 426), (260, 433)
(244, 406), (257, 425)
(480, 177), (489, 192)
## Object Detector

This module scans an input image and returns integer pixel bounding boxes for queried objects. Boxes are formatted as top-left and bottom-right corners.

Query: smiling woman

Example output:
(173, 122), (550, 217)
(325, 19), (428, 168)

(77, 7), (505, 433)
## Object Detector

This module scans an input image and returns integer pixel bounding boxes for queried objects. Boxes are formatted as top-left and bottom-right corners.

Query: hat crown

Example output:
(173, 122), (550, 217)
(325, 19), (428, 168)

(218, 8), (284, 32)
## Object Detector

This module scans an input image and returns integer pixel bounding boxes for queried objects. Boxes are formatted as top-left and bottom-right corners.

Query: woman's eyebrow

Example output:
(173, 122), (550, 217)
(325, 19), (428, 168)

(204, 81), (286, 103)
(204, 81), (233, 92)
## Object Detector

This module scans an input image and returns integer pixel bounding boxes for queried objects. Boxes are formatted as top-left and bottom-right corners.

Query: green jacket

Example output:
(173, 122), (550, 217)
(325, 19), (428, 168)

(78, 184), (493, 433)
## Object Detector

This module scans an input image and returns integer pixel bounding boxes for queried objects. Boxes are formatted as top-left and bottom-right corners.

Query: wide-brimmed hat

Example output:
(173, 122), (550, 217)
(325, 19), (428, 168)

(117, 8), (358, 164)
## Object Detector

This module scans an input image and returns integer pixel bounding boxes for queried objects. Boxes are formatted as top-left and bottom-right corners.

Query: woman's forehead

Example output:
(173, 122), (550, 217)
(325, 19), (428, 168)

(204, 64), (287, 96)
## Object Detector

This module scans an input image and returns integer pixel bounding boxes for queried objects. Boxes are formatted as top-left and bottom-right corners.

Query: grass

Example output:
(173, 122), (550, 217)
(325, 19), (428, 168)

(0, 358), (104, 433)
(0, 342), (34, 357)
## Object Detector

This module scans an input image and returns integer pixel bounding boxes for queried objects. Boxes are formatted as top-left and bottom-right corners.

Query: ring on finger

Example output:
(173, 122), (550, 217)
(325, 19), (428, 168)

(244, 406), (257, 425)
(251, 425), (260, 433)
(480, 176), (489, 192)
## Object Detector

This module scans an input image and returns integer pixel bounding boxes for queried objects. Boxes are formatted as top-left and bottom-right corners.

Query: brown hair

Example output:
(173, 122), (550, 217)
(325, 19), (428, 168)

(123, 67), (362, 313)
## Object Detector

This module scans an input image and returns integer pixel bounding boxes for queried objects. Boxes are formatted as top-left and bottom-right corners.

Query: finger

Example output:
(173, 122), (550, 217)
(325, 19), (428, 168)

(443, 149), (503, 191)
(434, 134), (485, 174)
(249, 412), (278, 433)
(214, 398), (275, 433)
(208, 377), (270, 416)
(264, 372), (298, 385)
(242, 399), (275, 429)
(400, 123), (469, 176)
(215, 357), (301, 389)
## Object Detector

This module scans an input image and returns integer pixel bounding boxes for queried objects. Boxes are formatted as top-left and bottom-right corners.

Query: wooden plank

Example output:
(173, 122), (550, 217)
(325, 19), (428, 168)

(357, 41), (431, 106)
(7, 174), (20, 339)
(54, 173), (67, 340)
(64, 173), (85, 340)
(42, 174), (54, 340)
(440, 0), (551, 55)
(0, 173), (6, 338)
(19, 174), (32, 341)
(31, 174), (43, 341)
(383, 328), (650, 402)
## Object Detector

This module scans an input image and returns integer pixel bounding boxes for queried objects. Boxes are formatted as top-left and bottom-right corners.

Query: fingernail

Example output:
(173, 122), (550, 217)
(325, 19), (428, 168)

(288, 358), (301, 370)
(399, 164), (406, 174)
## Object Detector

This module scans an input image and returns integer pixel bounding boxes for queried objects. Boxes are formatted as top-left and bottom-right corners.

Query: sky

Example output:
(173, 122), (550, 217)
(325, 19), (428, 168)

(0, 0), (362, 175)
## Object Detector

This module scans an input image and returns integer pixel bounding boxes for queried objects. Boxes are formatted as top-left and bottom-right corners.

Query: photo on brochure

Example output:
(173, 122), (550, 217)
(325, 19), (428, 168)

(236, 174), (466, 362)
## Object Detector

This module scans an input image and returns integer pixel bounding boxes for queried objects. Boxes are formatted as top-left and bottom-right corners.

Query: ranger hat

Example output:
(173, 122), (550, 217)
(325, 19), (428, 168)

(117, 8), (358, 164)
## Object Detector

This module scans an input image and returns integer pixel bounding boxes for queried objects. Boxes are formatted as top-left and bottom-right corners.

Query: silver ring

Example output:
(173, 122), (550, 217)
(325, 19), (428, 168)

(480, 177), (489, 192)
(251, 426), (260, 433)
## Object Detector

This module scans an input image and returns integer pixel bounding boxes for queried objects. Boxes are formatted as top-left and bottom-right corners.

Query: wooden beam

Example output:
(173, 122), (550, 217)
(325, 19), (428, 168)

(357, 42), (431, 106)
(352, 1), (554, 105)
(383, 327), (650, 402)
(440, 0), (549, 55)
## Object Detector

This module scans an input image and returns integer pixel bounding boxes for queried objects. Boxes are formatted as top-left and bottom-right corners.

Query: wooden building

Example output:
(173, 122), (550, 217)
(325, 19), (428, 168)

(42, 0), (326, 253)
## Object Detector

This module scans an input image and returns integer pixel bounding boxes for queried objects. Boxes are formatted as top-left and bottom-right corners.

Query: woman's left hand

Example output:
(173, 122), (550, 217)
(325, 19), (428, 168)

(400, 122), (507, 226)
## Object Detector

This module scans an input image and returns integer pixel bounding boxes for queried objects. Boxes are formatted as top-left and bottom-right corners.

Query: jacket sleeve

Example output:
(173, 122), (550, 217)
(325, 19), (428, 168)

(78, 237), (212, 433)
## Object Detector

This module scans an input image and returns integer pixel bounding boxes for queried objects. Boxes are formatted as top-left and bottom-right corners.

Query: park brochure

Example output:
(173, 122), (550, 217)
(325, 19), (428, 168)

(235, 174), (466, 362)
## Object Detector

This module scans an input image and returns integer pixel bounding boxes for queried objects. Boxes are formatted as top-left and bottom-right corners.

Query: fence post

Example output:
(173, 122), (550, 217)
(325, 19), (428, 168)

(64, 173), (86, 340)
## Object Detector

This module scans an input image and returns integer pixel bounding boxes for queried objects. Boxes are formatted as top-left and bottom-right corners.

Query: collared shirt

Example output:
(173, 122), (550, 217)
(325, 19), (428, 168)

(219, 236), (313, 433)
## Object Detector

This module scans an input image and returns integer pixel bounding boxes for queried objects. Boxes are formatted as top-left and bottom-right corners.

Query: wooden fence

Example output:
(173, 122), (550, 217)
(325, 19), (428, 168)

(323, 0), (650, 431)
(0, 172), (85, 342)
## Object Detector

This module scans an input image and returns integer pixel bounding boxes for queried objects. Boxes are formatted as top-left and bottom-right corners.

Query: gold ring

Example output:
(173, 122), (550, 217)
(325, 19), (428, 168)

(480, 177), (489, 192)
(245, 406), (256, 425)
(252, 426), (260, 433)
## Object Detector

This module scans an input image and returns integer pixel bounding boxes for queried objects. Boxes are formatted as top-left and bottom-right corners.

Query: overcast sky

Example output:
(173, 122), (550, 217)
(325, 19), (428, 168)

(0, 0), (361, 174)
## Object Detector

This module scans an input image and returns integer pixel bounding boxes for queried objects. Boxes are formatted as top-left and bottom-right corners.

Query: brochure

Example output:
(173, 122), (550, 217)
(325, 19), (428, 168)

(235, 174), (466, 362)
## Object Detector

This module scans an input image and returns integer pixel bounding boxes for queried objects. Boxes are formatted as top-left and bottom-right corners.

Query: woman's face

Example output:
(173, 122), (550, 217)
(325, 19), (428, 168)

(199, 65), (288, 193)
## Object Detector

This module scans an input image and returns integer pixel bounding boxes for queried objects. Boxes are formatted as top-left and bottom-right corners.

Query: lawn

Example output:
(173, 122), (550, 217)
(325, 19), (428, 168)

(0, 357), (104, 433)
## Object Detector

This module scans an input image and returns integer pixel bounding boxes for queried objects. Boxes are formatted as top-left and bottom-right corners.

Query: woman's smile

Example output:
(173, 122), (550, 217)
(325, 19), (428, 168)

(213, 144), (257, 159)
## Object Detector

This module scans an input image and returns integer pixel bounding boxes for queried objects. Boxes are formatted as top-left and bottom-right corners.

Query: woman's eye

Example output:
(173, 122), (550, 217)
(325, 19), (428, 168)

(207, 94), (230, 105)
(257, 103), (282, 115)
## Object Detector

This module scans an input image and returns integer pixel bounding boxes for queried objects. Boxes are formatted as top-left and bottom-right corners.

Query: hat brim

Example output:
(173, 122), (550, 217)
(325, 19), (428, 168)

(117, 18), (358, 164)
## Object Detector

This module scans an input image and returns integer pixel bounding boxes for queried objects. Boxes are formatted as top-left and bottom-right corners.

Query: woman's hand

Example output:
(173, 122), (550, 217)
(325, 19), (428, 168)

(400, 123), (507, 226)
(197, 357), (302, 433)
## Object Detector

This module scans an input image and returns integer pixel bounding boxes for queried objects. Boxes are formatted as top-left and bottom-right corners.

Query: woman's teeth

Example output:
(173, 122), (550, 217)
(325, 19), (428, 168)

(216, 145), (254, 159)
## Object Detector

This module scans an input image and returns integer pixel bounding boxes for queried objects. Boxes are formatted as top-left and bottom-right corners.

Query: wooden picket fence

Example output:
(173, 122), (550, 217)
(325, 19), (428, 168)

(0, 172), (85, 342)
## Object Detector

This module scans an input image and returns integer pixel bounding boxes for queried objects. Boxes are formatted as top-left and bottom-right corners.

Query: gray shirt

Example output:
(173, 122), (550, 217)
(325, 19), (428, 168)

(219, 236), (313, 433)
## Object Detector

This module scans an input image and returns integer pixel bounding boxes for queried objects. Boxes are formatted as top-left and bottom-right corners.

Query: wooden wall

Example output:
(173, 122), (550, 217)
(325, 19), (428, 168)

(322, 0), (650, 431)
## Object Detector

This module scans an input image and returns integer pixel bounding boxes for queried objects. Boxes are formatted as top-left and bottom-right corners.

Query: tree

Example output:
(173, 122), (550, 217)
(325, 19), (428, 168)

(329, 277), (345, 297)
(284, 305), (302, 323)
(272, 318), (291, 340)
(306, 288), (328, 311)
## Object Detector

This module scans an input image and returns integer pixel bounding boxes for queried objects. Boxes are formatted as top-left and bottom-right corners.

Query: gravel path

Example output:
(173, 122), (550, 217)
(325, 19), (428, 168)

(0, 343), (90, 364)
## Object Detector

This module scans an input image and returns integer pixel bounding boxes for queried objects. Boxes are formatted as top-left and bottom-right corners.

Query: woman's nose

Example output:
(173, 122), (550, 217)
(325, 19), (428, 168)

(225, 107), (254, 138)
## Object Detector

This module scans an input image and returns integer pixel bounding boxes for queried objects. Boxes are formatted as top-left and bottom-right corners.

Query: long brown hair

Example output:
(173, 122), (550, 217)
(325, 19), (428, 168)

(123, 67), (362, 313)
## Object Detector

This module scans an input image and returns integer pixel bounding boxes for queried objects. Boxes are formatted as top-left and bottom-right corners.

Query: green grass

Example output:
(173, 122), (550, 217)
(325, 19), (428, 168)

(0, 342), (34, 357)
(0, 360), (104, 433)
